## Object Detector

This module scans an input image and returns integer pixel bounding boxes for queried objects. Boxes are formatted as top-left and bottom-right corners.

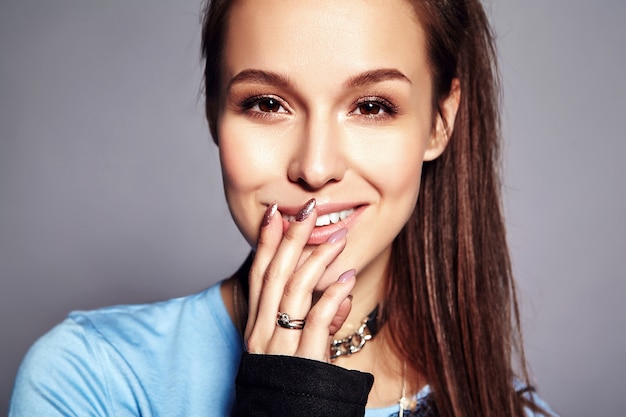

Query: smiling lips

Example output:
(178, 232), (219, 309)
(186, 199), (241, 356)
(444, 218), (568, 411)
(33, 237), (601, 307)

(280, 204), (363, 245)
(283, 208), (355, 227)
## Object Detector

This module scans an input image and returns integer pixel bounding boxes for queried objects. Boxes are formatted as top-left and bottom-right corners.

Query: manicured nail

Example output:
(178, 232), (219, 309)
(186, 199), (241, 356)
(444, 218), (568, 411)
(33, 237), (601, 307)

(337, 269), (356, 283)
(326, 228), (347, 244)
(296, 198), (316, 222)
(262, 202), (278, 227)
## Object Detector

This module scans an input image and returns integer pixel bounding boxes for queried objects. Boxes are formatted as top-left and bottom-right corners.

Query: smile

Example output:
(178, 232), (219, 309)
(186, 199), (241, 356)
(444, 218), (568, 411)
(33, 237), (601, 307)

(283, 208), (355, 227)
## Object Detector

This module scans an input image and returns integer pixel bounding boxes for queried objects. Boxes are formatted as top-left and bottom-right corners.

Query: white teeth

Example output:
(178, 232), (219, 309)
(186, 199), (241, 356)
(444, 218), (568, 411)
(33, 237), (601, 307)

(338, 208), (353, 221)
(314, 208), (354, 226)
(282, 208), (354, 226)
(316, 214), (331, 226)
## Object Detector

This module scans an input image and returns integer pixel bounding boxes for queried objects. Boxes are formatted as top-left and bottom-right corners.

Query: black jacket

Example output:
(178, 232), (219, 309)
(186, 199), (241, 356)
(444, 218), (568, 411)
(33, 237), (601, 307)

(233, 352), (374, 417)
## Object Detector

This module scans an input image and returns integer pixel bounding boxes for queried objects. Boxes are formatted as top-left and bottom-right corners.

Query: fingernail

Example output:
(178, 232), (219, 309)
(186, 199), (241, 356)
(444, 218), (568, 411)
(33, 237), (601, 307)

(337, 269), (356, 283)
(296, 198), (316, 222)
(262, 202), (278, 227)
(326, 228), (347, 244)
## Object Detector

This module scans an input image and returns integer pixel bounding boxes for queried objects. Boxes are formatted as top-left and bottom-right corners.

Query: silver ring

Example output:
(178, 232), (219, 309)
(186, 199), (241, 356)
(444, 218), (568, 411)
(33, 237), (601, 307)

(276, 312), (306, 330)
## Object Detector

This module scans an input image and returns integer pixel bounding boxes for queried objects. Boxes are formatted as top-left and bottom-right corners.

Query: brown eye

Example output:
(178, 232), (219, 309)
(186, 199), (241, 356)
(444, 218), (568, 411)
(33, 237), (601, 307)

(258, 98), (282, 112)
(358, 102), (382, 115)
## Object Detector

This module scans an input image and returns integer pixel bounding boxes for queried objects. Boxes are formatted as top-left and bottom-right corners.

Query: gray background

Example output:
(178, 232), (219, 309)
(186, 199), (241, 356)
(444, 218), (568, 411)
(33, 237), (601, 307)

(0, 1), (624, 416)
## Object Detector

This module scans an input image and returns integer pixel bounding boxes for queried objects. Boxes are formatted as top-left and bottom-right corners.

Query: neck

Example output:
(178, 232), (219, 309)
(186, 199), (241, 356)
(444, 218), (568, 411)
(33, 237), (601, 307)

(331, 247), (389, 340)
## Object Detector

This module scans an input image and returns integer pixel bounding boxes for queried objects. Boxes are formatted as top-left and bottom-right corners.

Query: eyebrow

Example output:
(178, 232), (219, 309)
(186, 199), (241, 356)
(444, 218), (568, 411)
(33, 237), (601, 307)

(227, 68), (411, 91)
(227, 69), (292, 91)
(344, 69), (412, 88)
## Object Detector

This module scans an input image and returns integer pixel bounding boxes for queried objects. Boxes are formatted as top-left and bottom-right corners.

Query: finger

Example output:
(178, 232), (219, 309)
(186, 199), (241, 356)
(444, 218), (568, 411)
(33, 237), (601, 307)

(246, 198), (317, 351)
(267, 231), (348, 353)
(246, 202), (281, 339)
(295, 269), (356, 361)
(253, 198), (317, 314)
(272, 229), (347, 320)
(329, 295), (352, 336)
(278, 228), (347, 314)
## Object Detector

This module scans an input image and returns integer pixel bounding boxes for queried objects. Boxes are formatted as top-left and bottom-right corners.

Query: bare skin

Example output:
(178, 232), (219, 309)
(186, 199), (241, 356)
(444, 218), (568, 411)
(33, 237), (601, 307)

(216, 0), (460, 408)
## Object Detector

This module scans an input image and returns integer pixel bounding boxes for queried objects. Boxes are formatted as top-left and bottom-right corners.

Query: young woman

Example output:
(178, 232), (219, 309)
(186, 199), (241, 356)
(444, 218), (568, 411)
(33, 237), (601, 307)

(10, 1), (558, 416)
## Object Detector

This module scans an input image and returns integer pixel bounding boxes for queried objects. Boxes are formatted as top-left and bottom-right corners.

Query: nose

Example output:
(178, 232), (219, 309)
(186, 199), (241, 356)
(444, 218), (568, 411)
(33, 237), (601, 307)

(287, 114), (346, 190)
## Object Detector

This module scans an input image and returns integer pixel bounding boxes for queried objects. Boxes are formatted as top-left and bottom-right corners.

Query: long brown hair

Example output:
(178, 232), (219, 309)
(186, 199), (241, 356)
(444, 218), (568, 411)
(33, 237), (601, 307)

(386, 1), (532, 416)
(201, 1), (534, 416)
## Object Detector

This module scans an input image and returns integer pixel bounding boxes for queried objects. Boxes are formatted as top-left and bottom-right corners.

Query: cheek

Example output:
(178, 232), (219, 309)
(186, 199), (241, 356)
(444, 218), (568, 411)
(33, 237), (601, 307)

(386, 148), (423, 194)
(379, 152), (423, 233)
(219, 117), (283, 197)
(360, 130), (428, 207)
(218, 117), (288, 194)
(220, 144), (252, 197)
(219, 122), (257, 194)
(218, 119), (271, 245)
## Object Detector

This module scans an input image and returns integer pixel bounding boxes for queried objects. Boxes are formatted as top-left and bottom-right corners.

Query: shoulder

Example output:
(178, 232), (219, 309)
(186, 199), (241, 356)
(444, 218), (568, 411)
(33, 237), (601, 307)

(10, 282), (242, 416)
(66, 282), (234, 349)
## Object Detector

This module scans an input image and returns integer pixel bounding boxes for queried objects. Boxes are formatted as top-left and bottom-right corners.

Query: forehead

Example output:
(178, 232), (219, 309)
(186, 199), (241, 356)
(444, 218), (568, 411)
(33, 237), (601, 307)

(222, 0), (429, 85)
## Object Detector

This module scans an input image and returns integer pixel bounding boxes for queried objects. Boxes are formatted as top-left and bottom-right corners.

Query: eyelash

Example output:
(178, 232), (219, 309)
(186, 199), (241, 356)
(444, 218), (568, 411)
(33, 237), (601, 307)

(236, 94), (399, 120)
(238, 94), (289, 118)
(350, 96), (399, 119)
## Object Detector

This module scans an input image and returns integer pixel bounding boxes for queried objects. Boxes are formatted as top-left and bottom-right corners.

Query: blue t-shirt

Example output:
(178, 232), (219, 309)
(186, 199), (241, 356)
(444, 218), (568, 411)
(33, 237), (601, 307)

(10, 283), (557, 416)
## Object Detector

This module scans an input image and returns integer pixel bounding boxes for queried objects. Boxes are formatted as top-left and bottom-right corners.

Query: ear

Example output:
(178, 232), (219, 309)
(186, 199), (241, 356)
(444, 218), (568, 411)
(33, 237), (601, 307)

(423, 78), (461, 161)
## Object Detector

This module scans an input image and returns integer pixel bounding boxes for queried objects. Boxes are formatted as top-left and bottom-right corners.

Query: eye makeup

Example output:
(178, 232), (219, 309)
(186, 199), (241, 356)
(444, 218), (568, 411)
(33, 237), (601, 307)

(350, 95), (400, 120)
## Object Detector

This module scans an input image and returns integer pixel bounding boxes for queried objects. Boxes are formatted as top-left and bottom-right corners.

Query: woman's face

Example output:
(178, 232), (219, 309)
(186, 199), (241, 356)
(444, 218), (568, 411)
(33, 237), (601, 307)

(218, 0), (457, 289)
